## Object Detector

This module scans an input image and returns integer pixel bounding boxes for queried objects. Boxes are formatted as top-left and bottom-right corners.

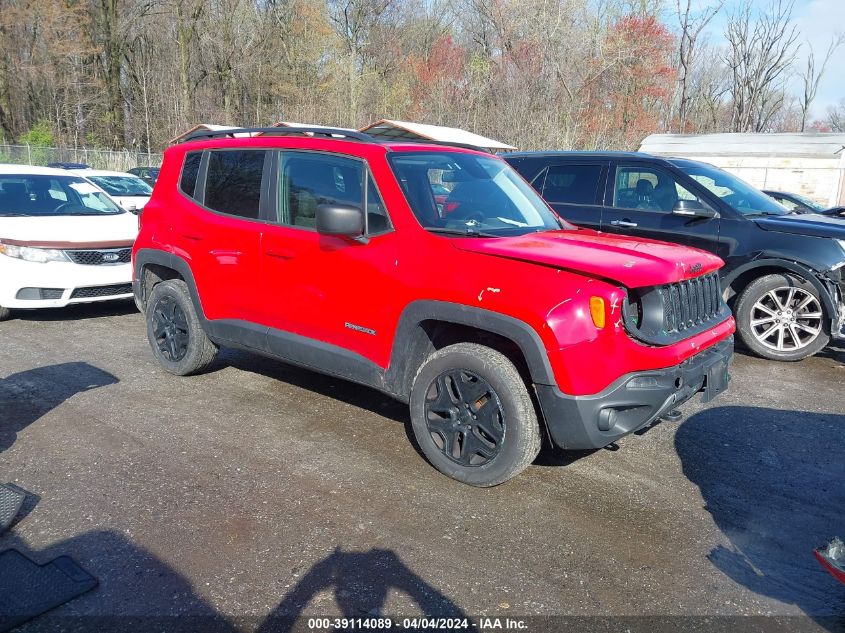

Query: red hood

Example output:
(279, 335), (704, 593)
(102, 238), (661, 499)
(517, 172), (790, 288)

(452, 229), (723, 288)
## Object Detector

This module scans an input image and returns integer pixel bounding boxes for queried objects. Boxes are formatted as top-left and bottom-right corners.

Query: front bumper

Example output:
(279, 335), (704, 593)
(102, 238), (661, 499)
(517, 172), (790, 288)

(536, 336), (733, 450)
(0, 256), (133, 309)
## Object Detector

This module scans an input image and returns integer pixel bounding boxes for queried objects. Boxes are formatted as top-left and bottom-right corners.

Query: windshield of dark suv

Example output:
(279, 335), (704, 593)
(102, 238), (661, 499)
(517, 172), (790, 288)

(388, 151), (565, 236)
(673, 161), (789, 217)
(88, 175), (153, 197)
(0, 174), (124, 216)
(779, 191), (825, 212)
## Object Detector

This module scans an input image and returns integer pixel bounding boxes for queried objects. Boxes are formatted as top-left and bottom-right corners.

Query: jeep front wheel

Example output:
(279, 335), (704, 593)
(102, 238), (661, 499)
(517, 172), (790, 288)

(735, 273), (829, 361)
(410, 343), (541, 487)
(0, 306), (10, 321)
(145, 279), (218, 375)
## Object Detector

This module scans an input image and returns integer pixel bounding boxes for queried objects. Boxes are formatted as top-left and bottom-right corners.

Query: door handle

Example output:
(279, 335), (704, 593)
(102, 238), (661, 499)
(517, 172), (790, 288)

(209, 249), (243, 257)
(265, 248), (296, 260)
(179, 232), (204, 241)
(610, 219), (638, 228)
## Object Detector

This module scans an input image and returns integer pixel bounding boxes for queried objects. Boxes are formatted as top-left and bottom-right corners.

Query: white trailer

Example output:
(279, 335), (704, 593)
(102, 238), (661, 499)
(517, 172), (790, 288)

(639, 133), (845, 208)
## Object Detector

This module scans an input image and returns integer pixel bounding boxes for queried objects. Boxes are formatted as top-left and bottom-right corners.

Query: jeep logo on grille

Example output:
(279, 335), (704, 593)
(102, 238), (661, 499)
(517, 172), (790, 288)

(689, 262), (702, 274)
(103, 252), (120, 262)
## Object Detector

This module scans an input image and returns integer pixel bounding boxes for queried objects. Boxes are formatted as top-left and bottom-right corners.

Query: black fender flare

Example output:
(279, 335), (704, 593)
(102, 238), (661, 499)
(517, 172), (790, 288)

(722, 258), (837, 317)
(134, 249), (208, 319)
(384, 300), (556, 399)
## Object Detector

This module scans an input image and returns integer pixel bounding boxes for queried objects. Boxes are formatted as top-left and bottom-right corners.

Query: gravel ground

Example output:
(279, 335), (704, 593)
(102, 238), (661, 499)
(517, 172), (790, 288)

(1, 300), (843, 632)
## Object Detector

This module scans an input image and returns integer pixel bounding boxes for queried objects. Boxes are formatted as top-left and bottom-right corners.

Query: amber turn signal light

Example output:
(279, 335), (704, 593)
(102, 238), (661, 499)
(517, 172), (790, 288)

(589, 296), (606, 328)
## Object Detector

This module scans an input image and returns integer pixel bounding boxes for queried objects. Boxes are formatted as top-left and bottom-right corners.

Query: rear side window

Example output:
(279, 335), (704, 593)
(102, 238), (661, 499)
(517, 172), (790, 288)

(542, 164), (603, 205)
(204, 150), (266, 219)
(180, 152), (202, 197)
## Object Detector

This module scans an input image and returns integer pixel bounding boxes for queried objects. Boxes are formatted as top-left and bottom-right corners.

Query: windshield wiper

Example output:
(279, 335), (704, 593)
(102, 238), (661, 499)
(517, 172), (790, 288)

(425, 226), (500, 238)
(0, 213), (34, 217)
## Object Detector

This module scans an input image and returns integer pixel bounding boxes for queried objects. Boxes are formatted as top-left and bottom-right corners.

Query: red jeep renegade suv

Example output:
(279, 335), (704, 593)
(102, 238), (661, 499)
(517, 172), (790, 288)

(133, 127), (735, 486)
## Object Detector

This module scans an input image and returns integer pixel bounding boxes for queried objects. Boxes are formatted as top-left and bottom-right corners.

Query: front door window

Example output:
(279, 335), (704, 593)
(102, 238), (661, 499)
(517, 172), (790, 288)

(614, 166), (704, 213)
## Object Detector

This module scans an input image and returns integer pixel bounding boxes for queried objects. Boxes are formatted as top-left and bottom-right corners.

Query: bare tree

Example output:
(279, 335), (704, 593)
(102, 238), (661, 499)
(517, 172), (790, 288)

(724, 0), (799, 132)
(827, 100), (845, 133)
(798, 35), (843, 131)
(674, 0), (723, 132)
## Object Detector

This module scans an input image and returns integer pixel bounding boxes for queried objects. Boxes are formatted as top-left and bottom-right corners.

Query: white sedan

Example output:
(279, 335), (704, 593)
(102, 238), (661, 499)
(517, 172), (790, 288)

(0, 164), (138, 320)
(69, 168), (153, 213)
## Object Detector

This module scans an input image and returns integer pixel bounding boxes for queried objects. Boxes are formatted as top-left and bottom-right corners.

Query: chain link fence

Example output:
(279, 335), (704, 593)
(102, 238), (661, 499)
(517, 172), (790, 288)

(0, 144), (163, 172)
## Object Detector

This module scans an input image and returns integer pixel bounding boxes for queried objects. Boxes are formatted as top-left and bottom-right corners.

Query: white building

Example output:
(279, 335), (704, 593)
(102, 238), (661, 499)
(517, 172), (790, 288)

(639, 133), (845, 207)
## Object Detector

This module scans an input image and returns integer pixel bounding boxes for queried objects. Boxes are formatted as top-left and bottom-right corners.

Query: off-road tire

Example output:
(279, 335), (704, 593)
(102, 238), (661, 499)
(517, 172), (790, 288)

(735, 273), (829, 361)
(0, 306), (10, 321)
(145, 279), (218, 375)
(410, 343), (541, 487)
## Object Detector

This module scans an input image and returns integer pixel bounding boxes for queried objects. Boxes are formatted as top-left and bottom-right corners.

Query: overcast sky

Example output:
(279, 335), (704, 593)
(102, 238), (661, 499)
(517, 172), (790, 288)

(701, 0), (844, 118)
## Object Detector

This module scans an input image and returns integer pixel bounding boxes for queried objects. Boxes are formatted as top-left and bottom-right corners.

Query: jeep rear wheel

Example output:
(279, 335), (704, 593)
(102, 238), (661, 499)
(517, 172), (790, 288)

(410, 343), (541, 487)
(145, 279), (218, 375)
(735, 273), (829, 361)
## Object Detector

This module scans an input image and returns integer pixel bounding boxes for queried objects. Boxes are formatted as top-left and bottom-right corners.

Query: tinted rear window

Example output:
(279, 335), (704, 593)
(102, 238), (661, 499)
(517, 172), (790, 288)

(542, 164), (603, 205)
(180, 152), (202, 197)
(204, 150), (266, 219)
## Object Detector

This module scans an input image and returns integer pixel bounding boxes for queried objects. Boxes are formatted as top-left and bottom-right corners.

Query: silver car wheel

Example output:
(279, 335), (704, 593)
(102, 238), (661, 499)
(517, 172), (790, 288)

(750, 286), (823, 352)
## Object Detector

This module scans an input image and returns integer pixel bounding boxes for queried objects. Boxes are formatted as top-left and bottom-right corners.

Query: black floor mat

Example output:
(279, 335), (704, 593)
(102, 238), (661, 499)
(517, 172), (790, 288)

(0, 549), (98, 632)
(0, 485), (25, 534)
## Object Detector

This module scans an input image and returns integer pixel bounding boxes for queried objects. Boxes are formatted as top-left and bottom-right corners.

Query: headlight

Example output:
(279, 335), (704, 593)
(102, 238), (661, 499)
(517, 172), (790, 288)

(0, 242), (70, 263)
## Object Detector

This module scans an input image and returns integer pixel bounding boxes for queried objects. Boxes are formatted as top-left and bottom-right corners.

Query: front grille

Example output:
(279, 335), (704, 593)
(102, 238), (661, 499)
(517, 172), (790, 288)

(70, 283), (132, 299)
(624, 272), (727, 345)
(664, 272), (722, 333)
(65, 248), (131, 266)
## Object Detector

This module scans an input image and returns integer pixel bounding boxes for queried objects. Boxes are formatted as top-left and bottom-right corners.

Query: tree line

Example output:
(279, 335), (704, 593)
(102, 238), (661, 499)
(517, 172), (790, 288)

(0, 0), (841, 152)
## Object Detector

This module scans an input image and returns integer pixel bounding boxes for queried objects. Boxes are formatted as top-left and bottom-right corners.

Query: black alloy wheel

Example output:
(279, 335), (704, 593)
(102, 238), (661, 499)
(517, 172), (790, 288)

(151, 296), (189, 362)
(423, 369), (506, 467)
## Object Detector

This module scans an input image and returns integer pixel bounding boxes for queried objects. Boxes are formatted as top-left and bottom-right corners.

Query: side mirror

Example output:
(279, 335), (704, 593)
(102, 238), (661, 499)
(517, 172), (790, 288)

(673, 199), (718, 219)
(316, 203), (365, 238)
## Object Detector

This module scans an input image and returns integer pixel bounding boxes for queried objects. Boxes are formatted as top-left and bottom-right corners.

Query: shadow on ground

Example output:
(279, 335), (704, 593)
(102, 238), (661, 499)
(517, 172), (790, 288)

(0, 362), (118, 453)
(258, 547), (476, 632)
(218, 348), (603, 470)
(0, 529), (470, 632)
(676, 406), (845, 629)
(216, 348), (409, 426)
(816, 341), (845, 365)
(10, 299), (138, 322)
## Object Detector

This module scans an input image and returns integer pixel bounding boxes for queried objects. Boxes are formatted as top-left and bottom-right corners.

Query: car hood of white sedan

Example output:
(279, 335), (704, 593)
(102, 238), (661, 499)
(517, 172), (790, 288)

(0, 212), (138, 245)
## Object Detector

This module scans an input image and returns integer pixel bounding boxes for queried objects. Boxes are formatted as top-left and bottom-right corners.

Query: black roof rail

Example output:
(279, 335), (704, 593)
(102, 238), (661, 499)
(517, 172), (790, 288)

(180, 126), (376, 143)
(179, 125), (495, 154)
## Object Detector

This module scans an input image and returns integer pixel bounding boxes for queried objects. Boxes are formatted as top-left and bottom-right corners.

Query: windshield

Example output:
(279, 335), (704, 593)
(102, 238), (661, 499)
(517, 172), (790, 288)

(88, 175), (152, 197)
(784, 191), (825, 212)
(0, 175), (124, 216)
(387, 151), (564, 236)
(675, 162), (788, 216)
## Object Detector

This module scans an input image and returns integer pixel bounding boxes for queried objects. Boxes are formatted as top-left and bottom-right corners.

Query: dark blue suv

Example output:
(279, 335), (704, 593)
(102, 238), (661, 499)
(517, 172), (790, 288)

(505, 151), (845, 361)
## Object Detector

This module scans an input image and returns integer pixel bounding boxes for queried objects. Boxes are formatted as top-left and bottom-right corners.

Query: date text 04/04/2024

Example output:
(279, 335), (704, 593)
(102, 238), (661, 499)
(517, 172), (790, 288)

(306, 617), (529, 630)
